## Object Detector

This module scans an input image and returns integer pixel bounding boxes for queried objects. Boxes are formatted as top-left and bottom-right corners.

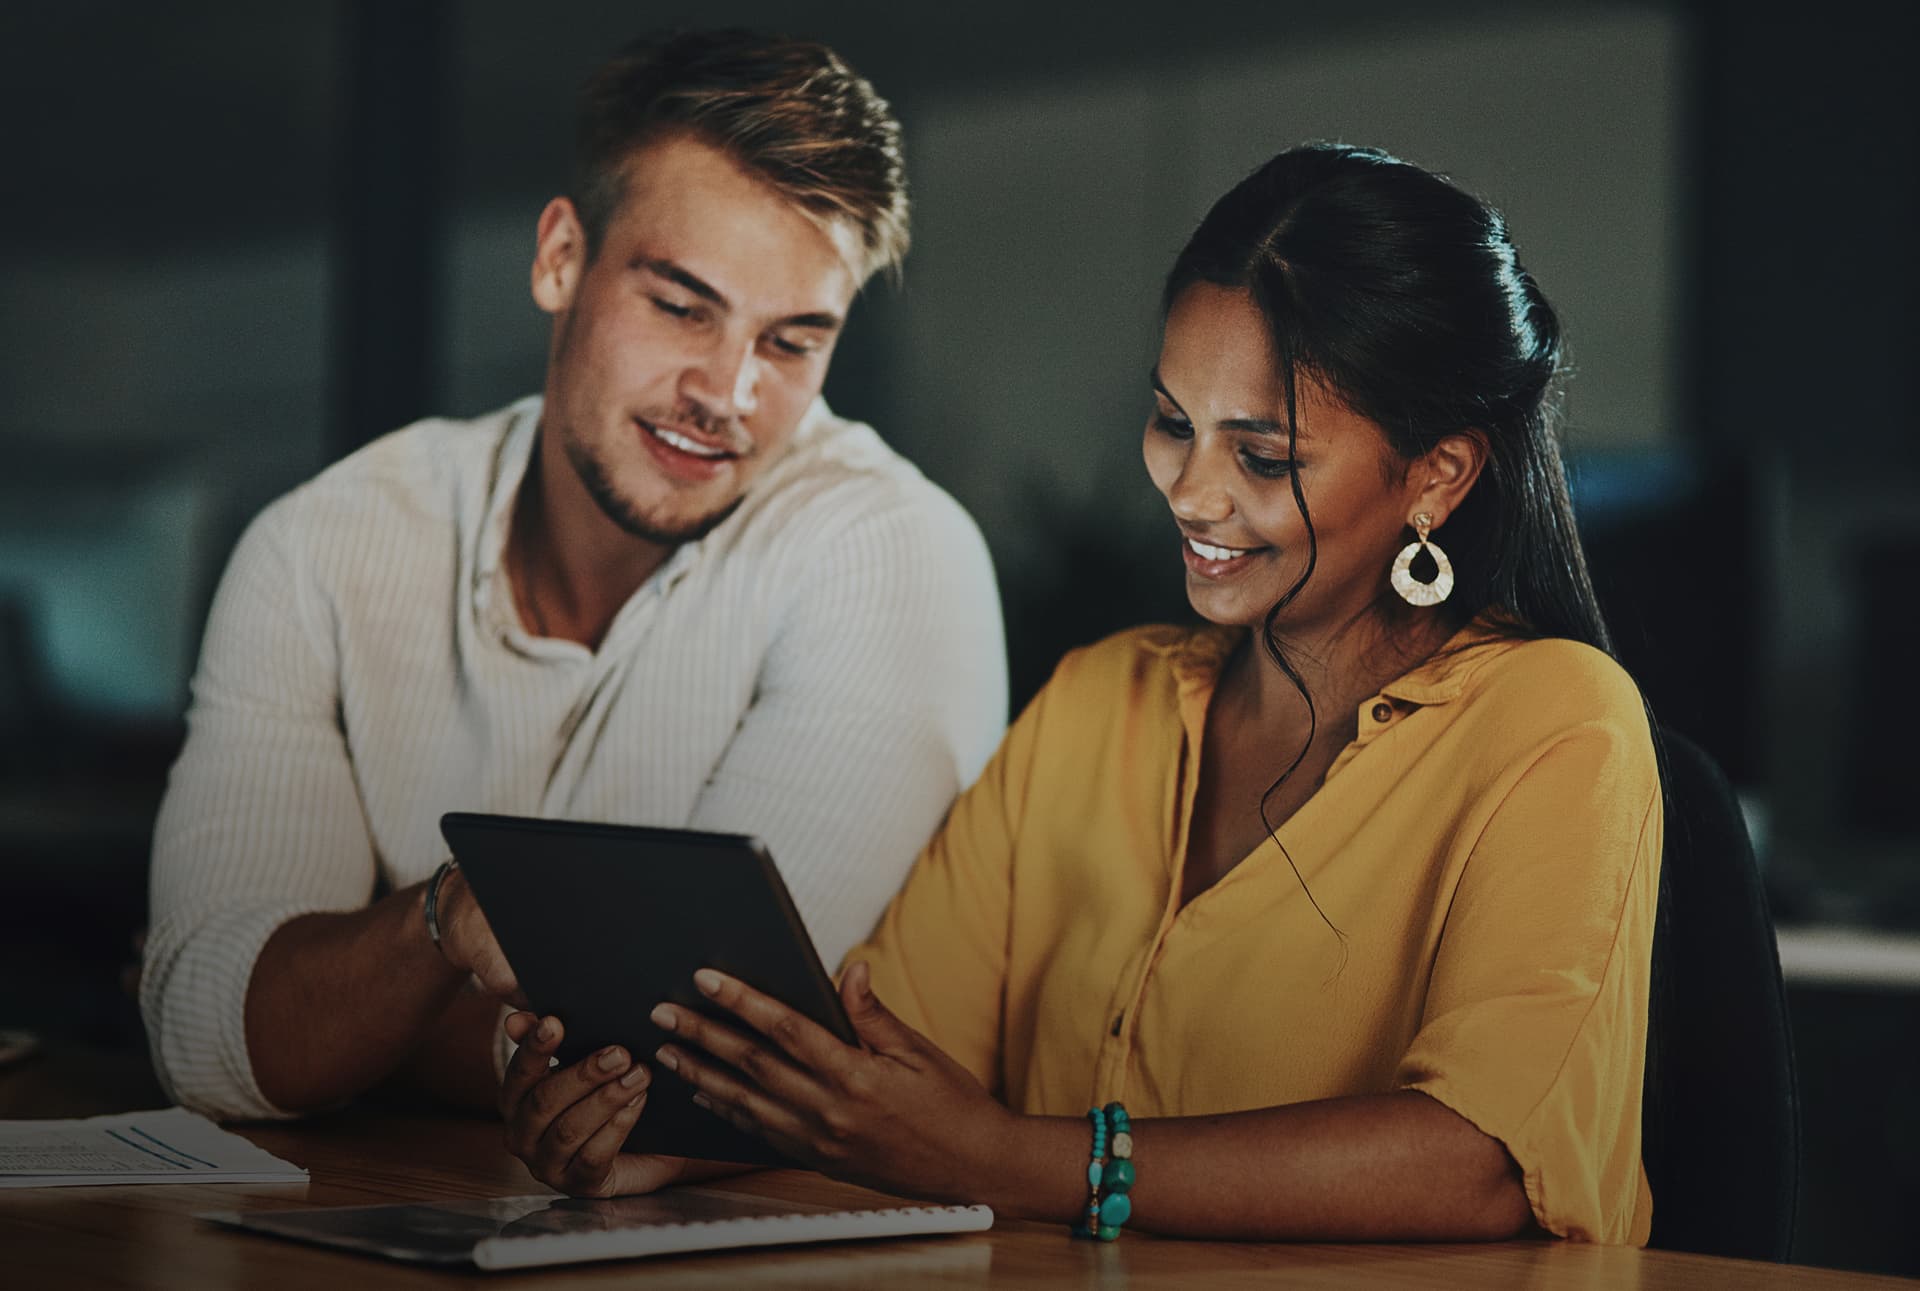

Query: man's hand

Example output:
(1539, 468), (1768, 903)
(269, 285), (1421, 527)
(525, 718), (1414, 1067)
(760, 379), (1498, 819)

(429, 865), (525, 1005)
(500, 1011), (689, 1197)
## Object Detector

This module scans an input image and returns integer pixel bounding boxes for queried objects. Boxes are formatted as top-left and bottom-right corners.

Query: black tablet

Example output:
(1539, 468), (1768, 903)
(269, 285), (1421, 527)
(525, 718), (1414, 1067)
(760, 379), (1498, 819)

(438, 812), (856, 1167)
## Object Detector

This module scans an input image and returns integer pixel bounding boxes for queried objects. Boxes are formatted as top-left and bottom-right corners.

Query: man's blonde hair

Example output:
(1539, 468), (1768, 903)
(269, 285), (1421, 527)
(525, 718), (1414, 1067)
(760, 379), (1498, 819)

(575, 29), (909, 282)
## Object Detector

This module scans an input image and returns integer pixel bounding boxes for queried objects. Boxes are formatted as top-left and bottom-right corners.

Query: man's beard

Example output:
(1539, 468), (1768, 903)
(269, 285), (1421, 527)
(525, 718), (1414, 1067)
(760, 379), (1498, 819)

(563, 430), (745, 546)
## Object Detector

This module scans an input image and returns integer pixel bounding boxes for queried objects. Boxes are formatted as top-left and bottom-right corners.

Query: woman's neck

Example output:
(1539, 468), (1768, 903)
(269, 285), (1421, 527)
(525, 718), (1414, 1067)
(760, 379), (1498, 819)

(1226, 609), (1459, 733)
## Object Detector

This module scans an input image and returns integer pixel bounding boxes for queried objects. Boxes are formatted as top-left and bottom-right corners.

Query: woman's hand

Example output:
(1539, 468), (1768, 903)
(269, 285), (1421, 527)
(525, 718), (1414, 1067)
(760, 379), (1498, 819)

(651, 961), (1016, 1201)
(499, 1011), (688, 1197)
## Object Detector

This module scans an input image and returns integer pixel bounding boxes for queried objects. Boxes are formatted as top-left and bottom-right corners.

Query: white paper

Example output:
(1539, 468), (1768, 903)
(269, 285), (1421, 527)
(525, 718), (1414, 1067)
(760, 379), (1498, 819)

(0, 1106), (307, 1188)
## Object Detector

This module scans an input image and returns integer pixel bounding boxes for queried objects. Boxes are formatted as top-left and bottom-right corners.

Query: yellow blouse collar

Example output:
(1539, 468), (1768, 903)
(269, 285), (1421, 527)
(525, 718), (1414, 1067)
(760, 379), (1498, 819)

(1149, 614), (1519, 708)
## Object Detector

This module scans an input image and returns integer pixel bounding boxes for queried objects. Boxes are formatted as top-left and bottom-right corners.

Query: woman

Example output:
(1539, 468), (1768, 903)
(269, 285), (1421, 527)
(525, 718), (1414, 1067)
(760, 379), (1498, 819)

(497, 144), (1661, 1244)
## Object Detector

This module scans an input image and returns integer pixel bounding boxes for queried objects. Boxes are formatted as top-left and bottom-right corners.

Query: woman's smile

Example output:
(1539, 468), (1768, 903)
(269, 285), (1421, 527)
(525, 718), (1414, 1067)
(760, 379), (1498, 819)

(1180, 531), (1272, 579)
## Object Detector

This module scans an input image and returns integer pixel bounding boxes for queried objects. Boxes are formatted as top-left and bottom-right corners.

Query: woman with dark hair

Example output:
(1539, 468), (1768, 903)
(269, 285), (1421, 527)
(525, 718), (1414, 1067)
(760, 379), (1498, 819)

(499, 144), (1661, 1245)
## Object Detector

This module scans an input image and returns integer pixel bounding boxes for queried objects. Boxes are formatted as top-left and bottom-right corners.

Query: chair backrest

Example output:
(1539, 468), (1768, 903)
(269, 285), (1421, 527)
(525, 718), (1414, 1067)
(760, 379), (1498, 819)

(1641, 727), (1800, 1260)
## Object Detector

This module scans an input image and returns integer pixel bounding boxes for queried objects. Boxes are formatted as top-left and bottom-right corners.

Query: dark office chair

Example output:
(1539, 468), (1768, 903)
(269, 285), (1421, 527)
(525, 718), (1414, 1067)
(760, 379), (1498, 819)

(1641, 727), (1801, 1260)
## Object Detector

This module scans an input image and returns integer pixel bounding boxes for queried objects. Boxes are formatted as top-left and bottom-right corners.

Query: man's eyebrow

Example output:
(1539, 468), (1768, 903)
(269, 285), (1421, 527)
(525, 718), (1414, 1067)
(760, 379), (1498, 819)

(1151, 369), (1295, 436)
(637, 257), (842, 331)
(638, 257), (728, 308)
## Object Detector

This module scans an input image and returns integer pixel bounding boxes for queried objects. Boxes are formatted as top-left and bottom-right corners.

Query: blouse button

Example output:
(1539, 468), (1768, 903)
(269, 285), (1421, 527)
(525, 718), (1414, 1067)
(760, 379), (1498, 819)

(1370, 701), (1393, 723)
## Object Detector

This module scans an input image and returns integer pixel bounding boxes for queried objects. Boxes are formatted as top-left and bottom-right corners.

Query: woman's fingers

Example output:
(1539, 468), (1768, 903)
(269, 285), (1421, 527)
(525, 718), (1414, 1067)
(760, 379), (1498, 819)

(687, 969), (852, 1070)
(651, 994), (826, 1105)
(837, 961), (923, 1057)
(654, 1038), (813, 1151)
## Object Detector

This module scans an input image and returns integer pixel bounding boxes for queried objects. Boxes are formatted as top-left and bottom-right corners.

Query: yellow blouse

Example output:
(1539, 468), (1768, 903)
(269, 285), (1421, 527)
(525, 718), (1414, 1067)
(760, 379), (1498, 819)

(842, 621), (1662, 1243)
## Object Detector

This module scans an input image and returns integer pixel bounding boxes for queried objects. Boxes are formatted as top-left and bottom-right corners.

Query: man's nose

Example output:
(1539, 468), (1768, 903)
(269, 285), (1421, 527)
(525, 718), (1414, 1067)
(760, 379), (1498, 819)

(685, 334), (760, 421)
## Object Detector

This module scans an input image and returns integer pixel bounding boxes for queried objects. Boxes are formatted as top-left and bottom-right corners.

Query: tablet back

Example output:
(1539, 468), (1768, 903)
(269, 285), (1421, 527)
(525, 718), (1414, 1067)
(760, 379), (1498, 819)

(439, 813), (856, 1166)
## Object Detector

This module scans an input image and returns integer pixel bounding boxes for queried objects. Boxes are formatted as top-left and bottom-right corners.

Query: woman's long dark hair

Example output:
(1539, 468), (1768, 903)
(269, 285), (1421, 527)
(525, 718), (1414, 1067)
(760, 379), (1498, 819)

(1163, 143), (1627, 948)
(1164, 144), (1671, 1122)
(1164, 143), (1613, 666)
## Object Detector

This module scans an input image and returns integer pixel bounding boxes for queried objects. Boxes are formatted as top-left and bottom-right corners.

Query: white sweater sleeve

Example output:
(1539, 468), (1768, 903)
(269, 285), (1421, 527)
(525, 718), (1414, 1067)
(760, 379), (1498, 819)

(686, 492), (1007, 969)
(140, 503), (377, 1121)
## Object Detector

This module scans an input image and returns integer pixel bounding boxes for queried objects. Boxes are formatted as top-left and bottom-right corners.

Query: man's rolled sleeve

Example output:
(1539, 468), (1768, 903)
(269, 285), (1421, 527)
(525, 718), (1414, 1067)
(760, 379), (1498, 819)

(141, 504), (377, 1120)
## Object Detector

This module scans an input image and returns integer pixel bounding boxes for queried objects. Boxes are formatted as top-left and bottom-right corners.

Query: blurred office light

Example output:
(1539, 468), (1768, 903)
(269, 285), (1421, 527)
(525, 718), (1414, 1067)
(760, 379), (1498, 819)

(0, 479), (215, 719)
(1847, 538), (1920, 840)
(331, 0), (449, 455)
(869, 7), (1683, 711)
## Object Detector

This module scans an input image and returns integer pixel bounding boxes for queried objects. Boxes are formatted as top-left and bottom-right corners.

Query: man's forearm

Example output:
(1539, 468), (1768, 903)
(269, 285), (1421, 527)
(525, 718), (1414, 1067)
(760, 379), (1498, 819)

(243, 881), (478, 1113)
(390, 987), (510, 1112)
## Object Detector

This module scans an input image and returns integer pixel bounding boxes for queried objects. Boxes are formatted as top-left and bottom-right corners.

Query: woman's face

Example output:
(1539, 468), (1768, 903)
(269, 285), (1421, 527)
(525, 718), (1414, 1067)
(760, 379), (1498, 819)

(1143, 284), (1427, 635)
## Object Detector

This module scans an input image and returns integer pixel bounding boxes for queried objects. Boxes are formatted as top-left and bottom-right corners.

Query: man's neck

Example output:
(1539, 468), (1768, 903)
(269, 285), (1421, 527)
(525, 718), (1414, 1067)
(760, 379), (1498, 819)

(508, 429), (674, 651)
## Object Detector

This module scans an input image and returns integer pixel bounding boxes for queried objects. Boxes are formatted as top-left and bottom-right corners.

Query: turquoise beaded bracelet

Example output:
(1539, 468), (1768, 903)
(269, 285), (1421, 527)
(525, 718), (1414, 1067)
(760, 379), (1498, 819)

(1070, 1101), (1135, 1240)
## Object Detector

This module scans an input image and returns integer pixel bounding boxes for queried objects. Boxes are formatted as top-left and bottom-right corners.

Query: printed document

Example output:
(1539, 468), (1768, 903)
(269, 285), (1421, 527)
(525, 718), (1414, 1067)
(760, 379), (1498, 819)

(0, 1107), (305, 1187)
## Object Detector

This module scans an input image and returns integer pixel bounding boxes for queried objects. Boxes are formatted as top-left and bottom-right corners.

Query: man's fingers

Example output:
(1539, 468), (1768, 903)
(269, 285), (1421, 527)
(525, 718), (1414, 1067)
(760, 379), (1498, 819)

(499, 1014), (563, 1124)
(541, 1064), (653, 1195)
(442, 875), (523, 1001)
(470, 953), (527, 1007)
(516, 1044), (636, 1152)
(607, 1152), (689, 1197)
(556, 1075), (652, 1198)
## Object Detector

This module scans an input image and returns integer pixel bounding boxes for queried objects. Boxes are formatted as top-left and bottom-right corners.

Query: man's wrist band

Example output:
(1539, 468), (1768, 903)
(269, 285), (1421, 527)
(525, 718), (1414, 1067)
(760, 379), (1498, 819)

(1070, 1101), (1135, 1240)
(423, 858), (458, 950)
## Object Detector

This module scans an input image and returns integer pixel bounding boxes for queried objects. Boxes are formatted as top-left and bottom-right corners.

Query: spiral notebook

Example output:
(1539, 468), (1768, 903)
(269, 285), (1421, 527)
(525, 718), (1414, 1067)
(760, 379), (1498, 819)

(200, 1187), (993, 1270)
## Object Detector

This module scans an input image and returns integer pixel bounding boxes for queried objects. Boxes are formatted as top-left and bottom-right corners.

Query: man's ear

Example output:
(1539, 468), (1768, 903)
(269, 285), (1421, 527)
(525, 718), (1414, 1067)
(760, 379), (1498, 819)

(1410, 430), (1490, 530)
(531, 197), (587, 315)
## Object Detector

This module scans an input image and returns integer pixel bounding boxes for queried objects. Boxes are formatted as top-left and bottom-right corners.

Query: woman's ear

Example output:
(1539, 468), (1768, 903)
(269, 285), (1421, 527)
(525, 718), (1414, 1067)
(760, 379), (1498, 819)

(1411, 430), (1489, 529)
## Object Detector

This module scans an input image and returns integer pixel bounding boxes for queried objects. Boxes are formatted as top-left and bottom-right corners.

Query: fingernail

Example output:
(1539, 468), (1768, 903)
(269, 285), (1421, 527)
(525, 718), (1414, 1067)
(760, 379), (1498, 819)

(693, 969), (723, 996)
(626, 1093), (644, 1109)
(596, 1047), (627, 1072)
(620, 1063), (650, 1089)
(650, 1004), (676, 1031)
(535, 1017), (557, 1044)
(691, 1092), (712, 1110)
(654, 1046), (679, 1071)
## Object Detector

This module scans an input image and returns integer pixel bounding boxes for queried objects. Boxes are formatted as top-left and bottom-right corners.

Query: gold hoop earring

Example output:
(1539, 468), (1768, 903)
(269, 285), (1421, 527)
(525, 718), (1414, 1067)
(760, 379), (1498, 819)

(1390, 511), (1454, 607)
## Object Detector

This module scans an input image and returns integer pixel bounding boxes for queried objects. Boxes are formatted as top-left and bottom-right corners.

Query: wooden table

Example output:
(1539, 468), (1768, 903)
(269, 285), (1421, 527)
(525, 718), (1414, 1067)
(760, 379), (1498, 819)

(3, 1047), (1913, 1289)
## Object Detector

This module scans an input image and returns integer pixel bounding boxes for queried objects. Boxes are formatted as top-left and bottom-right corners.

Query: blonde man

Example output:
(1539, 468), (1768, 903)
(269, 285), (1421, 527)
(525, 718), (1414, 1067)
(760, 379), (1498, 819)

(143, 30), (1005, 1123)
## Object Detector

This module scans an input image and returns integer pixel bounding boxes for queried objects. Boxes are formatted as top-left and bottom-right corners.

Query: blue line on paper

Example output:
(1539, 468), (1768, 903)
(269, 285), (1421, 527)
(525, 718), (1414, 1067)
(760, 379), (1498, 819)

(104, 1129), (193, 1170)
(128, 1125), (219, 1170)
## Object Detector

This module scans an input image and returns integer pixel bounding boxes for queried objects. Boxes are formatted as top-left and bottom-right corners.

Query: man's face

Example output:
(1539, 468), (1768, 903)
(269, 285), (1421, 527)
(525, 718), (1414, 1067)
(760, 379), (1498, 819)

(532, 132), (862, 544)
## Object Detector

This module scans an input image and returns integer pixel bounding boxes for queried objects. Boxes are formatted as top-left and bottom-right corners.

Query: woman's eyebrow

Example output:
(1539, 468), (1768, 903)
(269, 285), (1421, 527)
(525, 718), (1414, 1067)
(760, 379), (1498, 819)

(1150, 369), (1187, 415)
(1152, 369), (1295, 437)
(1222, 415), (1289, 436)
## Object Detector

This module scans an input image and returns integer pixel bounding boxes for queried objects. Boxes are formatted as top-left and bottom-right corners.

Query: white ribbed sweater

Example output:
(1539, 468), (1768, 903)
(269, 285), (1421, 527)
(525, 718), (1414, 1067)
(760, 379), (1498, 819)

(142, 396), (1007, 1119)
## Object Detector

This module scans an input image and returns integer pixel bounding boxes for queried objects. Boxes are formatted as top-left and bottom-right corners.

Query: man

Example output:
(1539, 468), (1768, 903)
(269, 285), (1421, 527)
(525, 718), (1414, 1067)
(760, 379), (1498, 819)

(141, 30), (1006, 1121)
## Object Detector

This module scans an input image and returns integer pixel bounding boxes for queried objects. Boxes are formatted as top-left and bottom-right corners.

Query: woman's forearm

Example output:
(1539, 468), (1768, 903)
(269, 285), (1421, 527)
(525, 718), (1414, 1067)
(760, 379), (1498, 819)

(972, 1091), (1534, 1242)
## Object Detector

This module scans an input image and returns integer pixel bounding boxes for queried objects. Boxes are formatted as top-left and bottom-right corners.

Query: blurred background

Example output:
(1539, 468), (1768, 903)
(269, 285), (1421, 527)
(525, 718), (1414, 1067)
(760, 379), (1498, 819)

(0, 0), (1913, 1273)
